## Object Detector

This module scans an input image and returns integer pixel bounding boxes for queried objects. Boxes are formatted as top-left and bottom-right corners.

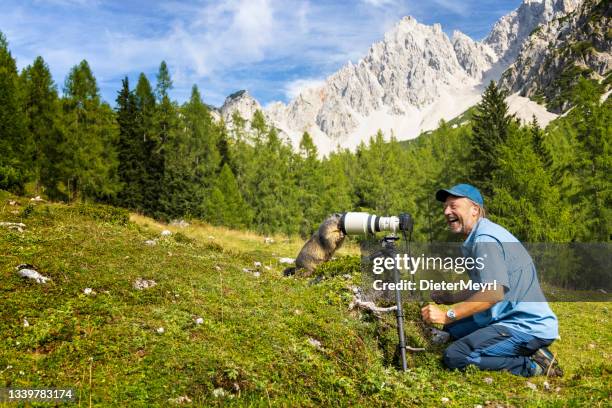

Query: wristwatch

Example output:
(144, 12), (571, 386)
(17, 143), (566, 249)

(446, 309), (457, 321)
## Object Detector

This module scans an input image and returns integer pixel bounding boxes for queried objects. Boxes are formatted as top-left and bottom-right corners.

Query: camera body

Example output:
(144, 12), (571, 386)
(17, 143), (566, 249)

(340, 212), (413, 235)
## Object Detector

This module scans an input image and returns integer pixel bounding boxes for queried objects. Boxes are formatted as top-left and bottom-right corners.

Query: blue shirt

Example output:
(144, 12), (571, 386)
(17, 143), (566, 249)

(461, 218), (559, 340)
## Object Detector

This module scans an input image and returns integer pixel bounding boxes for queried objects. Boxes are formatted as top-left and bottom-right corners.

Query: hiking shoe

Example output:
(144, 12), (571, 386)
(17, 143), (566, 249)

(531, 347), (563, 377)
(429, 328), (451, 345)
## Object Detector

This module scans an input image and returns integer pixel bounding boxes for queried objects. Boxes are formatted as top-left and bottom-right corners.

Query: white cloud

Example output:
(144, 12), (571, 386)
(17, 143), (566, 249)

(284, 78), (326, 99)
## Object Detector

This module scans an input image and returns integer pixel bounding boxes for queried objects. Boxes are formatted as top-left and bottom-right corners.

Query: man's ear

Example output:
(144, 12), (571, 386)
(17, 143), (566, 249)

(471, 204), (479, 217)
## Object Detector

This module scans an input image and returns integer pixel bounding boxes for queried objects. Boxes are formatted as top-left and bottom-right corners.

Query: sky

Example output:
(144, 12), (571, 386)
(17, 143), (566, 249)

(0, 0), (521, 107)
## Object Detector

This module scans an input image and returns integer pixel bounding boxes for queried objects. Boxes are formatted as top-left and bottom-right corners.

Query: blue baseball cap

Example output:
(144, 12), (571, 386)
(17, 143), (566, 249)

(435, 183), (484, 207)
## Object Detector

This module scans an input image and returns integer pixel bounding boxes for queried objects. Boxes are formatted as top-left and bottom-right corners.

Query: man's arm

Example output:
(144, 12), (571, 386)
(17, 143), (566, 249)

(421, 287), (505, 325)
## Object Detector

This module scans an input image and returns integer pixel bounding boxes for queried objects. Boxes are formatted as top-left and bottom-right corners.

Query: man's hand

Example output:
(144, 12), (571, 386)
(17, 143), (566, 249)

(421, 304), (449, 325)
(430, 290), (454, 305)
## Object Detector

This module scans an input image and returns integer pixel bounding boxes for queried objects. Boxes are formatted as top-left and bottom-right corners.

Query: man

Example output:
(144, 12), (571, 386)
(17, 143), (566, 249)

(421, 183), (562, 377)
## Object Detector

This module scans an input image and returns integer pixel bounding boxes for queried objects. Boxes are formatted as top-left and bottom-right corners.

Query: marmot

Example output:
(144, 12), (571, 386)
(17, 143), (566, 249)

(283, 214), (346, 277)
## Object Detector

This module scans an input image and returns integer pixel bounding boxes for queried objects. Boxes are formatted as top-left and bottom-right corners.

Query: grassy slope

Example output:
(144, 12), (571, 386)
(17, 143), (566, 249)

(0, 193), (609, 407)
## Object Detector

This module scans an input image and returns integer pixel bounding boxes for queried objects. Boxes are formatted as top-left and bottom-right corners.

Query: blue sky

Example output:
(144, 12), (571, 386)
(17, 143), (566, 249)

(1, 0), (521, 107)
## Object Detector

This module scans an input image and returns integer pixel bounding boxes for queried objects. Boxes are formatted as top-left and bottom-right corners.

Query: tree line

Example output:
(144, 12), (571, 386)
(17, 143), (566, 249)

(0, 32), (609, 242)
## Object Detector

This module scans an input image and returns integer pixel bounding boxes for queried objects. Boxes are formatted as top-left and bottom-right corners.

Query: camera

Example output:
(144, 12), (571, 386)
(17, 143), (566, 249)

(340, 212), (413, 235)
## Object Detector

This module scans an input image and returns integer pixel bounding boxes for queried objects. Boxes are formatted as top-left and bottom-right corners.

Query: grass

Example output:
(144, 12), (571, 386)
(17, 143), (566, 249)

(0, 192), (610, 407)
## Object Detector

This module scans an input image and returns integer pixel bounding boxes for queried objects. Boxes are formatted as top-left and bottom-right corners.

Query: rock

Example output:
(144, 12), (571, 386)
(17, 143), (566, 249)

(264, 266), (271, 271)
(169, 220), (190, 228)
(526, 381), (537, 391)
(0, 222), (26, 232)
(484, 377), (494, 385)
(168, 395), (192, 404)
(308, 337), (322, 349)
(499, 0), (608, 114)
(242, 268), (252, 273)
(474, 405), (483, 408)
(156, 327), (165, 334)
(160, 230), (172, 237)
(16, 265), (50, 284)
(144, 239), (157, 246)
(253, 271), (261, 278)
(254, 261), (262, 267)
(83, 288), (95, 295)
(133, 278), (157, 290)
(207, 235), (215, 240)
(279, 257), (295, 265)
(441, 397), (450, 403)
(588, 343), (596, 350)
(30, 196), (44, 202)
(23, 318), (29, 328)
(264, 237), (275, 244)
(8, 200), (18, 206)
(195, 317), (204, 325)
(543, 381), (551, 390)
(212, 388), (226, 398)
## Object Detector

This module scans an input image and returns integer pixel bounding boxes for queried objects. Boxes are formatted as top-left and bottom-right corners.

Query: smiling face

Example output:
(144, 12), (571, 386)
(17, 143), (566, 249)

(443, 196), (481, 236)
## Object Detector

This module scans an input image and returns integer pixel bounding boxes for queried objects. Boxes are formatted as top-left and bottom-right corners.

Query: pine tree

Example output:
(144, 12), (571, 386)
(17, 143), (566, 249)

(569, 78), (611, 241)
(61, 60), (119, 201)
(295, 132), (324, 237)
(530, 116), (552, 169)
(20, 56), (61, 196)
(490, 126), (574, 242)
(134, 73), (160, 215)
(0, 31), (28, 192)
(205, 163), (252, 228)
(468, 81), (514, 197)
(354, 131), (407, 214)
(115, 77), (146, 210)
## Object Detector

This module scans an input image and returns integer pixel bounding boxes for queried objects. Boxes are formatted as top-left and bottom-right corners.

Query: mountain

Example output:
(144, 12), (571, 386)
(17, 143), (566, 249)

(500, 0), (611, 112)
(219, 0), (584, 154)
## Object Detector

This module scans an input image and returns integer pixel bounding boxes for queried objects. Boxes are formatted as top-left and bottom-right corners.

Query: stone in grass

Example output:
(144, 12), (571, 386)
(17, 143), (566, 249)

(195, 317), (204, 325)
(168, 395), (192, 404)
(83, 287), (95, 295)
(16, 264), (50, 284)
(23, 318), (29, 328)
(144, 239), (157, 246)
(254, 261), (262, 267)
(161, 229), (172, 237)
(483, 377), (493, 385)
(526, 381), (537, 391)
(308, 337), (323, 350)
(133, 278), (157, 290)
(0, 222), (26, 232)
(169, 220), (190, 228)
(279, 257), (295, 265)
(156, 327), (165, 334)
(441, 397), (450, 403)
(212, 388), (226, 398)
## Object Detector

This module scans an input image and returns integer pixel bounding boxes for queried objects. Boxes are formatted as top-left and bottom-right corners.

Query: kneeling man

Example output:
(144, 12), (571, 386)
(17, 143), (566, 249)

(421, 183), (562, 377)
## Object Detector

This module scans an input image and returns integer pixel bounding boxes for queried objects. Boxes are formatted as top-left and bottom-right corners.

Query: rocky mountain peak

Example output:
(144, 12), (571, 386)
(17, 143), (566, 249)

(484, 0), (584, 64)
(216, 0), (583, 154)
(220, 89), (262, 125)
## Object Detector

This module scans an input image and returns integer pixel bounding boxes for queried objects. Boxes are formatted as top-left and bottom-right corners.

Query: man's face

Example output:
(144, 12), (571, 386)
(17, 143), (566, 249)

(443, 196), (479, 236)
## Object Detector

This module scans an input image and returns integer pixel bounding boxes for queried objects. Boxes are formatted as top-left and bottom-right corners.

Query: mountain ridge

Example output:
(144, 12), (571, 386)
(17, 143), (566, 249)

(216, 0), (585, 154)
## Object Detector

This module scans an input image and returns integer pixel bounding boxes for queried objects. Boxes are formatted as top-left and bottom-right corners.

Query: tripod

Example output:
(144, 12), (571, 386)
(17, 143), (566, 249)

(380, 234), (409, 372)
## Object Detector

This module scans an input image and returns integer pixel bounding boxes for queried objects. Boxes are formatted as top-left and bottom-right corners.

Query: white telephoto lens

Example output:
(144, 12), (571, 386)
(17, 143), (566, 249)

(341, 212), (400, 234)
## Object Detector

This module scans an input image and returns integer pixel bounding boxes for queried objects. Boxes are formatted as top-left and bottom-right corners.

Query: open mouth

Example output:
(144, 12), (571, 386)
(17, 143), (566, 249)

(447, 216), (459, 227)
